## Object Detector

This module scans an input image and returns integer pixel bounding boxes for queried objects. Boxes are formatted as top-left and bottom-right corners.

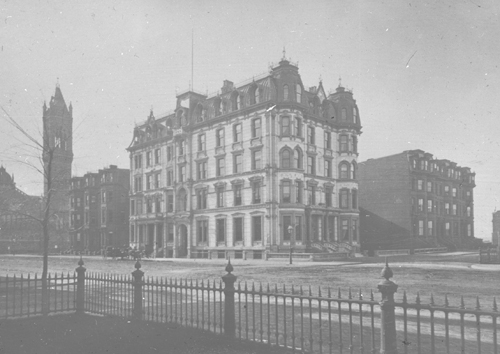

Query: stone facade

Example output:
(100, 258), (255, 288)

(127, 57), (361, 258)
(358, 150), (476, 251)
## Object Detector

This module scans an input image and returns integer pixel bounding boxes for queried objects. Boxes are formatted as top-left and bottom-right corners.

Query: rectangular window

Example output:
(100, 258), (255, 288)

(418, 198), (424, 212)
(295, 216), (302, 242)
(427, 181), (432, 193)
(137, 200), (143, 214)
(417, 180), (423, 191)
(418, 220), (424, 236)
(167, 170), (173, 186)
(233, 124), (242, 142)
(252, 216), (262, 242)
(216, 157), (225, 177)
(154, 173), (161, 189)
(167, 146), (172, 161)
(197, 220), (208, 244)
(452, 187), (457, 197)
(307, 156), (315, 174)
(452, 204), (457, 215)
(155, 197), (161, 213)
(283, 215), (292, 241)
(309, 186), (316, 205)
(198, 134), (206, 152)
(252, 118), (261, 138)
(234, 185), (242, 206)
(445, 222), (450, 236)
(282, 181), (291, 203)
(281, 117), (290, 136)
(167, 194), (174, 212)
(325, 159), (332, 177)
(179, 166), (185, 182)
(146, 151), (152, 167)
(308, 126), (315, 144)
(146, 175), (152, 190)
(178, 140), (185, 156)
(154, 148), (161, 164)
(216, 128), (225, 147)
(233, 154), (243, 174)
(340, 135), (348, 152)
(352, 189), (358, 209)
(445, 203), (450, 215)
(134, 154), (142, 169)
(427, 199), (432, 213)
(167, 224), (174, 242)
(325, 131), (331, 149)
(197, 161), (207, 180)
(352, 136), (358, 153)
(216, 187), (224, 207)
(294, 117), (302, 138)
(427, 221), (433, 236)
(234, 217), (243, 243)
(252, 183), (261, 204)
(197, 189), (207, 209)
(130, 200), (135, 215)
(146, 199), (152, 213)
(444, 185), (449, 195)
(216, 219), (225, 243)
(325, 187), (332, 207)
(296, 181), (303, 203)
(252, 150), (262, 170)
(340, 190), (348, 209)
(341, 219), (349, 240)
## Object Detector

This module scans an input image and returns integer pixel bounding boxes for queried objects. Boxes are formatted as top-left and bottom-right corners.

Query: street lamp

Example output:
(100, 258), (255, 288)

(288, 225), (294, 265)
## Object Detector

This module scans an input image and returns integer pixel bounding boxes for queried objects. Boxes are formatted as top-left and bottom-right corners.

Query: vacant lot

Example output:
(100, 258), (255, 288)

(0, 253), (497, 309)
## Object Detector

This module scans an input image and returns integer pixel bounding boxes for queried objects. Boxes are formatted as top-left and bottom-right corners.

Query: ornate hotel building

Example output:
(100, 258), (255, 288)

(127, 57), (362, 258)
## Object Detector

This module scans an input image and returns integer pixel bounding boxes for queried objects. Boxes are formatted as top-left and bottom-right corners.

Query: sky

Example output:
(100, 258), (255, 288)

(1, 0), (499, 241)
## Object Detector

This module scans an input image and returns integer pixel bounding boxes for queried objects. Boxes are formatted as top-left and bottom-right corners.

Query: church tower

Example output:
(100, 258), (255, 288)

(42, 83), (73, 231)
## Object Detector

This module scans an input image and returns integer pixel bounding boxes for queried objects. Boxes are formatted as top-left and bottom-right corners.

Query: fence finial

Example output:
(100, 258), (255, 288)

(78, 255), (84, 267)
(381, 257), (393, 281)
(135, 260), (141, 270)
(225, 257), (233, 274)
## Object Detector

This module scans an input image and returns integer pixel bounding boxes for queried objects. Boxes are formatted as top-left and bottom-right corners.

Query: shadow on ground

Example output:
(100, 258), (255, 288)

(0, 314), (293, 354)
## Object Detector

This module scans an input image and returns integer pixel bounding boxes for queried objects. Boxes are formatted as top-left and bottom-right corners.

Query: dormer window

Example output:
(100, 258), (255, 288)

(283, 85), (289, 101)
(296, 84), (301, 103)
(214, 98), (221, 116)
(353, 107), (357, 123)
(231, 91), (239, 111)
(341, 108), (347, 121)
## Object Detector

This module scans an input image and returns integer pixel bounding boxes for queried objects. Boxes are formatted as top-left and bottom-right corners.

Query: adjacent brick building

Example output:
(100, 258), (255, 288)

(69, 166), (130, 252)
(358, 150), (476, 251)
(127, 56), (362, 258)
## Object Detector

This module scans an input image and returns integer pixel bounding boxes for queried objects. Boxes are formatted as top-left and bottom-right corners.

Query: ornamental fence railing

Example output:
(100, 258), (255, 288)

(0, 259), (498, 354)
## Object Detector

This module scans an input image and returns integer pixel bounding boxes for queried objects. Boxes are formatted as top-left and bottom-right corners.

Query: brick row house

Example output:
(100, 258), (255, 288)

(127, 56), (362, 258)
(358, 150), (476, 251)
(69, 166), (129, 252)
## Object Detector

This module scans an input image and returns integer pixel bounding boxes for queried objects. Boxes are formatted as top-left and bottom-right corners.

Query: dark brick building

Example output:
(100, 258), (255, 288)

(358, 150), (476, 251)
(69, 166), (129, 252)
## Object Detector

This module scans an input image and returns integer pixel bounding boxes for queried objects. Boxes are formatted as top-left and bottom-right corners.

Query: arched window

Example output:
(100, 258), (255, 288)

(250, 86), (257, 105)
(255, 87), (260, 104)
(239, 94), (245, 110)
(339, 162), (350, 179)
(231, 91), (239, 111)
(283, 85), (289, 101)
(281, 149), (292, 168)
(294, 147), (303, 169)
(296, 84), (302, 103)
(351, 161), (357, 180)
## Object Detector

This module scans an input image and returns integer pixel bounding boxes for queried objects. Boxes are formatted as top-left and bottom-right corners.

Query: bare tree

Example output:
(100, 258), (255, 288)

(1, 106), (64, 313)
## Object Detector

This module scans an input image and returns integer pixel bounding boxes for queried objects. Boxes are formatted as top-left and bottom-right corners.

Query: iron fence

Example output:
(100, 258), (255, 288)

(0, 258), (498, 354)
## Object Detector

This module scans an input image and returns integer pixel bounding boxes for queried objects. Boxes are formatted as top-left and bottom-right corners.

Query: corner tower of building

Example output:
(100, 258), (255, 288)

(42, 84), (73, 229)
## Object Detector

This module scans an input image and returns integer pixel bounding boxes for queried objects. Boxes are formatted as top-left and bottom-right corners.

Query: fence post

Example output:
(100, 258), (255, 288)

(132, 260), (144, 321)
(222, 258), (237, 337)
(75, 256), (86, 314)
(378, 259), (398, 354)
